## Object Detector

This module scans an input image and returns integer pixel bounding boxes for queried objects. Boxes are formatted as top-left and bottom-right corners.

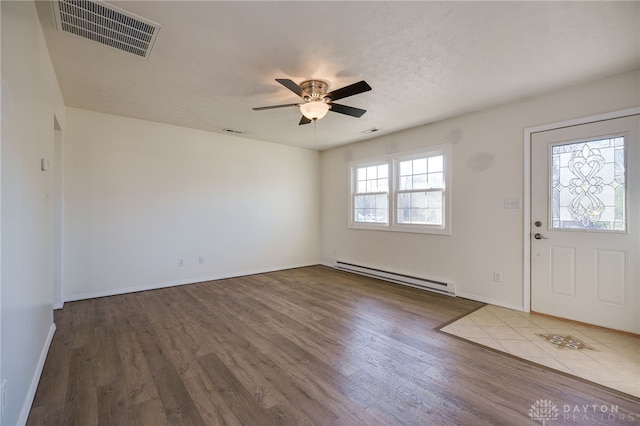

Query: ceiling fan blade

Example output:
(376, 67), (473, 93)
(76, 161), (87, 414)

(252, 103), (299, 111)
(299, 116), (312, 125)
(329, 103), (367, 118)
(325, 80), (372, 101)
(276, 79), (304, 98)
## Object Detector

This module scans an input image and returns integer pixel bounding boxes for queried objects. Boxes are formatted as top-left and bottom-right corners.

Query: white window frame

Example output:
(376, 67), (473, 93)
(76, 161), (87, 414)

(348, 145), (452, 235)
(350, 160), (390, 227)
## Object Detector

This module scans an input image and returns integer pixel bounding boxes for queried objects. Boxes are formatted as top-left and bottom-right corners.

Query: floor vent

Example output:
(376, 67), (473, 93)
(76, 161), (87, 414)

(334, 261), (455, 296)
(52, 0), (161, 58)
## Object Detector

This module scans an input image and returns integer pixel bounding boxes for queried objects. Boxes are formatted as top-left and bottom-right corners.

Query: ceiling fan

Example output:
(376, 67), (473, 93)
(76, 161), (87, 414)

(253, 79), (372, 125)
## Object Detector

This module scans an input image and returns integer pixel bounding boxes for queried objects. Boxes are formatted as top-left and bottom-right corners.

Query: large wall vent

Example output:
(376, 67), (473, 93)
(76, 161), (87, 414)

(52, 0), (161, 58)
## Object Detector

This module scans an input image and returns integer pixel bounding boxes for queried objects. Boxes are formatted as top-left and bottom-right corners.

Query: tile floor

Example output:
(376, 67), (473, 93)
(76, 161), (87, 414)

(440, 305), (640, 398)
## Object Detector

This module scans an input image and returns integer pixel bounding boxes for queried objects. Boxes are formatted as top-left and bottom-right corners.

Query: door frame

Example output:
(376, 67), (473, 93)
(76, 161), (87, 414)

(53, 115), (64, 310)
(522, 107), (640, 313)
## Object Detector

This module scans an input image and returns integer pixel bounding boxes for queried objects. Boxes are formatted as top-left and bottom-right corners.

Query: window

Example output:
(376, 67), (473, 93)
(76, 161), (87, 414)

(397, 155), (444, 226)
(349, 145), (451, 234)
(353, 163), (389, 224)
(550, 136), (626, 231)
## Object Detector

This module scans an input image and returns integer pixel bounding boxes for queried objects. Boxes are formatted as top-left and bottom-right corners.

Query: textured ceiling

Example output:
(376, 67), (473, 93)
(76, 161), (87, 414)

(36, 1), (640, 150)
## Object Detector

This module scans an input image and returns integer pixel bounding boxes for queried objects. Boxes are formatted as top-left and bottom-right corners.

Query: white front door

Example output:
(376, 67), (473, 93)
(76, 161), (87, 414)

(531, 115), (639, 334)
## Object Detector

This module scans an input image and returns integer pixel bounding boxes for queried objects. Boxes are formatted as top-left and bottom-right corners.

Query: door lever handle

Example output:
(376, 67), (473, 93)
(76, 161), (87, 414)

(534, 233), (548, 240)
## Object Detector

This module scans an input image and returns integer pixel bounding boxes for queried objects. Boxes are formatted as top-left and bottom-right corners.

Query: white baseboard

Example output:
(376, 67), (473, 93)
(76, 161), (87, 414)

(60, 261), (525, 312)
(63, 262), (319, 303)
(17, 323), (56, 426)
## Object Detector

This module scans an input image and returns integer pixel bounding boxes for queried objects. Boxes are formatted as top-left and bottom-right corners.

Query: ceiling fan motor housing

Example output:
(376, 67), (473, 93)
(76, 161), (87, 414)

(300, 80), (330, 102)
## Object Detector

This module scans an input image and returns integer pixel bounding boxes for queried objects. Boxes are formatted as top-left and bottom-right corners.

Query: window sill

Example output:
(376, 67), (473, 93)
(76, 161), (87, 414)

(348, 222), (451, 235)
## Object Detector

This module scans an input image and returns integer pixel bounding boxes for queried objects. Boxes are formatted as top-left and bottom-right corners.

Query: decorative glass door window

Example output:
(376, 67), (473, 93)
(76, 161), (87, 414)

(550, 136), (625, 231)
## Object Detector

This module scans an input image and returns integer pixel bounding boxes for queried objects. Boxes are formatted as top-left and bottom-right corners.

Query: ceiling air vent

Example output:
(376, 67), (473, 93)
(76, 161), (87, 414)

(52, 0), (161, 58)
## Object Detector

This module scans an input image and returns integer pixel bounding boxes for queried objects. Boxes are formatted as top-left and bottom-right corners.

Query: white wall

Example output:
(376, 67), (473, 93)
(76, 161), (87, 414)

(1, 2), (65, 425)
(320, 70), (640, 310)
(0, 4), (635, 423)
(63, 108), (319, 300)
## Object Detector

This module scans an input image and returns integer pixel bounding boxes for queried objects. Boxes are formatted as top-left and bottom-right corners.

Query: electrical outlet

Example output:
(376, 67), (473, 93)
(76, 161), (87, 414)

(198, 256), (204, 264)
(2, 379), (8, 414)
(178, 258), (184, 267)
(493, 272), (503, 282)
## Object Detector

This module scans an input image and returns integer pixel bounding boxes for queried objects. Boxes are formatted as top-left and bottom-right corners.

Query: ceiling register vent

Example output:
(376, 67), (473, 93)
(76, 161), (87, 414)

(52, 0), (161, 58)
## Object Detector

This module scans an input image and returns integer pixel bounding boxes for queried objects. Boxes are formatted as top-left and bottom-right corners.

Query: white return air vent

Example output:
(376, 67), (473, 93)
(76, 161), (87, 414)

(52, 0), (161, 58)
(335, 261), (455, 296)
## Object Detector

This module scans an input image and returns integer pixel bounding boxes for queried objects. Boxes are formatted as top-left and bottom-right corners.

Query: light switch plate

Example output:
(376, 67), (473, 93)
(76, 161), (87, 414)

(504, 197), (521, 209)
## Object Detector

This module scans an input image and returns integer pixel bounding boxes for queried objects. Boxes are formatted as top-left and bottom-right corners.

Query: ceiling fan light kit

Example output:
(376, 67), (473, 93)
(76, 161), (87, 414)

(300, 101), (330, 120)
(253, 78), (371, 125)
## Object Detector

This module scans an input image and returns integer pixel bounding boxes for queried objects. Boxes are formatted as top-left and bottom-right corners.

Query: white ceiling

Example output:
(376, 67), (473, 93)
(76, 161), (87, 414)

(36, 1), (640, 151)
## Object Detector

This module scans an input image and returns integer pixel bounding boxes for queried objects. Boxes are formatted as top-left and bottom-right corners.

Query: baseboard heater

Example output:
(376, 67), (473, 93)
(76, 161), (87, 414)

(334, 261), (455, 296)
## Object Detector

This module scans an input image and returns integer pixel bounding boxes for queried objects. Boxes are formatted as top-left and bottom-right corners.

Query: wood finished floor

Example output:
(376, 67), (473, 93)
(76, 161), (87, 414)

(28, 266), (639, 425)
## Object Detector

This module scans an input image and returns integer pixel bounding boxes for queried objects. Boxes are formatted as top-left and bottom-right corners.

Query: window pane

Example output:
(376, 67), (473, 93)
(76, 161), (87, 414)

(400, 157), (436, 191)
(412, 174), (428, 189)
(378, 178), (388, 192)
(354, 193), (388, 224)
(375, 194), (388, 223)
(353, 163), (389, 224)
(397, 190), (443, 225)
(425, 208), (442, 225)
(400, 157), (431, 190)
(427, 172), (443, 189)
(399, 176), (412, 190)
(411, 209), (426, 223)
(428, 155), (443, 173)
(551, 137), (625, 231)
(366, 165), (378, 180)
(412, 192), (427, 208)
(398, 193), (410, 209)
(399, 160), (412, 176)
(413, 158), (427, 174)
(426, 191), (442, 208)
(397, 207), (410, 224)
(355, 163), (388, 194)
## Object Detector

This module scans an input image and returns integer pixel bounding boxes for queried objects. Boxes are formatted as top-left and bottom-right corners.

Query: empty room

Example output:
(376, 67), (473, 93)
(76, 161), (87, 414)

(2, 1), (639, 425)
